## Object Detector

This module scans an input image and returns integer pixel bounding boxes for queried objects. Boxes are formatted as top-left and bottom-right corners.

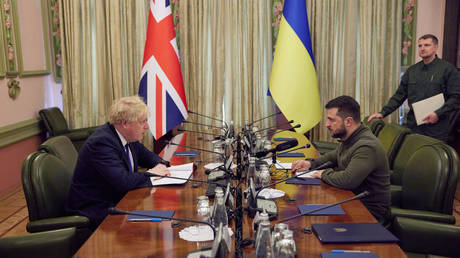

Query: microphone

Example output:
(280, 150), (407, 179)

(248, 111), (281, 126)
(107, 207), (217, 238)
(183, 120), (225, 130)
(254, 139), (298, 158)
(188, 110), (228, 127)
(254, 161), (335, 193)
(276, 191), (370, 224)
(264, 124), (301, 137)
(177, 128), (223, 139)
(146, 172), (230, 187)
(276, 143), (311, 155)
(252, 120), (294, 134)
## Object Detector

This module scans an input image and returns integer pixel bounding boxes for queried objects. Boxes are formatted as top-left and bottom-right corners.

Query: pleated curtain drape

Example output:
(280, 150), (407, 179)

(58, 0), (402, 142)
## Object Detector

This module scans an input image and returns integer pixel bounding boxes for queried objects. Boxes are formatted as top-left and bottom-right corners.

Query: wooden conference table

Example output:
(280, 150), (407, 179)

(76, 131), (406, 257)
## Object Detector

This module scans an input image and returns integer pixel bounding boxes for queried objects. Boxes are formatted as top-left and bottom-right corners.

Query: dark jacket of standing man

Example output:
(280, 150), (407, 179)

(292, 96), (391, 224)
(66, 96), (171, 229)
(368, 34), (460, 141)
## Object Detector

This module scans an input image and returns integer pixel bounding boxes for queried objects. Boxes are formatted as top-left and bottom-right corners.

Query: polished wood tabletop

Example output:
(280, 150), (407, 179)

(76, 132), (406, 257)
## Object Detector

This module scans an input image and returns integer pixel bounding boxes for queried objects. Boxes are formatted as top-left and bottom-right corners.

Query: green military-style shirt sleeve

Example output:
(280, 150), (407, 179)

(310, 148), (337, 168)
(320, 145), (377, 190)
(434, 66), (460, 117)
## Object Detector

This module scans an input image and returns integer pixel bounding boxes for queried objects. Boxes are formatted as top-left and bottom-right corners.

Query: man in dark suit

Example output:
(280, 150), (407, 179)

(66, 96), (171, 229)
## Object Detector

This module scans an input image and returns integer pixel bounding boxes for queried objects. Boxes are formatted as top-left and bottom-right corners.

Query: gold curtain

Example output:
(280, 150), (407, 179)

(178, 0), (274, 130)
(307, 0), (402, 141)
(59, 0), (148, 128)
(58, 0), (401, 142)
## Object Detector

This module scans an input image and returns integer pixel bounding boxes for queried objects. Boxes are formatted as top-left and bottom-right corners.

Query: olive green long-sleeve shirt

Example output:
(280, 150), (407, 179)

(310, 125), (390, 223)
(380, 56), (460, 141)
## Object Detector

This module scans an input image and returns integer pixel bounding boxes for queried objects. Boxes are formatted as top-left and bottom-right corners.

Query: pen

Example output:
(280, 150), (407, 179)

(332, 250), (371, 253)
(151, 218), (162, 222)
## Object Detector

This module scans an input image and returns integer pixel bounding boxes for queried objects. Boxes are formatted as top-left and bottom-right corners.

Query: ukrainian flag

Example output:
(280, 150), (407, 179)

(269, 0), (321, 134)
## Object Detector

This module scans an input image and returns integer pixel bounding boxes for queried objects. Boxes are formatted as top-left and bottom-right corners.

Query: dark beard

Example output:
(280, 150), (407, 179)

(331, 126), (346, 139)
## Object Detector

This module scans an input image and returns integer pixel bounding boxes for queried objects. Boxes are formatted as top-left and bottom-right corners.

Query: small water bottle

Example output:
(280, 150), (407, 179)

(246, 156), (256, 187)
(212, 188), (228, 227)
(255, 220), (274, 258)
(213, 142), (224, 163)
(255, 133), (263, 152)
(254, 211), (270, 246)
(275, 229), (297, 258)
(263, 139), (272, 151)
(271, 223), (288, 256)
(259, 164), (271, 187)
(197, 195), (211, 223)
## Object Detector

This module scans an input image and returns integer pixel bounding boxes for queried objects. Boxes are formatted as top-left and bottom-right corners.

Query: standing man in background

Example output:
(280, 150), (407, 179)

(368, 34), (460, 141)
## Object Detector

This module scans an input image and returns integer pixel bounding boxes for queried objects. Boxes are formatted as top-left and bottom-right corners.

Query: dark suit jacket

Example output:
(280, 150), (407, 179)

(65, 122), (163, 227)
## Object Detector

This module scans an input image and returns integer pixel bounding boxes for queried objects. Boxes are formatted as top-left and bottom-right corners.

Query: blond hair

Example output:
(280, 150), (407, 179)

(109, 96), (148, 124)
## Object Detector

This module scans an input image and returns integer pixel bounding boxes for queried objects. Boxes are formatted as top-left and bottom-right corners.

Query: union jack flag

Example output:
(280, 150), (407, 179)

(139, 0), (188, 140)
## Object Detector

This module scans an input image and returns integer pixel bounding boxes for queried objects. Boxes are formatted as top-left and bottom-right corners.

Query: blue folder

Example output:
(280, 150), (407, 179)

(127, 210), (175, 222)
(321, 252), (379, 258)
(273, 137), (297, 141)
(298, 204), (345, 215)
(286, 177), (321, 185)
(173, 151), (200, 157)
(312, 223), (399, 243)
(277, 152), (305, 157)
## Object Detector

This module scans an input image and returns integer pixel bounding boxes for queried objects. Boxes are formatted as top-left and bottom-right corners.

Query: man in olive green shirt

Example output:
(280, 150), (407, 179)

(368, 34), (460, 141)
(292, 96), (391, 224)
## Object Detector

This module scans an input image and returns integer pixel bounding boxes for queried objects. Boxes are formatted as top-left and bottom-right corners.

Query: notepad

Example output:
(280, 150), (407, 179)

(286, 177), (321, 185)
(312, 223), (399, 243)
(174, 151), (200, 156)
(298, 204), (345, 215)
(273, 137), (297, 141)
(321, 252), (379, 258)
(150, 162), (194, 186)
(277, 152), (305, 157)
(127, 210), (175, 221)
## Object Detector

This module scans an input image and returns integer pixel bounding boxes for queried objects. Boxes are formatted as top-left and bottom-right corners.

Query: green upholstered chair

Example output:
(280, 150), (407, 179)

(0, 228), (77, 258)
(392, 217), (460, 258)
(362, 116), (386, 136)
(39, 107), (98, 151)
(38, 136), (78, 172)
(390, 134), (442, 185)
(376, 123), (411, 169)
(21, 151), (91, 250)
(391, 144), (459, 224)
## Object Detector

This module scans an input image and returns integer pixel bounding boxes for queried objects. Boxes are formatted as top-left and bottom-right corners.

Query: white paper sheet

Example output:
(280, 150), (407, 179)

(412, 93), (445, 125)
(149, 162), (194, 186)
(296, 170), (317, 178)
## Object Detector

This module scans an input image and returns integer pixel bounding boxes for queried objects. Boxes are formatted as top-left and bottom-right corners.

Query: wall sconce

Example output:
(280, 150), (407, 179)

(7, 78), (20, 100)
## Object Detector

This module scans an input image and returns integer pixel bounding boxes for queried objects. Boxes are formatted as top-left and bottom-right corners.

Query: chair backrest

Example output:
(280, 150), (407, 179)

(21, 151), (73, 221)
(39, 107), (69, 136)
(39, 136), (78, 172)
(401, 144), (460, 214)
(377, 123), (411, 168)
(391, 133), (442, 185)
(362, 116), (385, 136)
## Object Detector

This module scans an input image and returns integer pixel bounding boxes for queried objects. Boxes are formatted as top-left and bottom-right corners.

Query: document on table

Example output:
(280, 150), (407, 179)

(149, 162), (194, 186)
(412, 93), (444, 125)
(296, 170), (318, 178)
